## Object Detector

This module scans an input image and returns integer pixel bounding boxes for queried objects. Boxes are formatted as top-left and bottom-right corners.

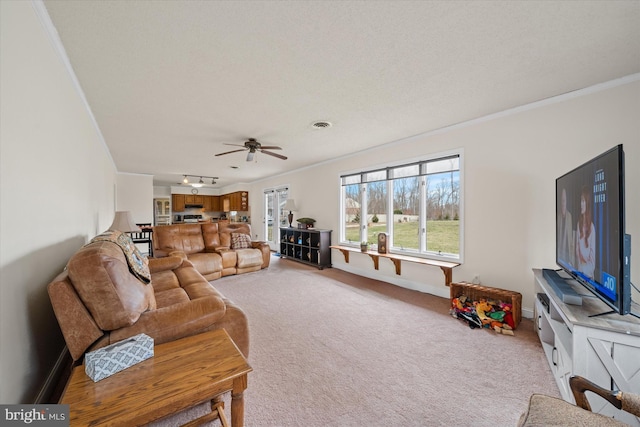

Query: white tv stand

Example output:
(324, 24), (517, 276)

(533, 268), (640, 426)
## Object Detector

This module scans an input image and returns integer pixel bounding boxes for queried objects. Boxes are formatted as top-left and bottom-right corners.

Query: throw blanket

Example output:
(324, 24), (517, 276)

(89, 230), (151, 284)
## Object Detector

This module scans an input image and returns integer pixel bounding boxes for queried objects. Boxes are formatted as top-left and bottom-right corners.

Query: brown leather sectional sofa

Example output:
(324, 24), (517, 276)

(47, 222), (268, 363)
(48, 239), (249, 362)
(152, 222), (270, 280)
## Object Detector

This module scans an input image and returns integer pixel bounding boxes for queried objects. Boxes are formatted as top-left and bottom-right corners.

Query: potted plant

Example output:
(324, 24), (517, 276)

(296, 217), (316, 229)
(360, 241), (370, 252)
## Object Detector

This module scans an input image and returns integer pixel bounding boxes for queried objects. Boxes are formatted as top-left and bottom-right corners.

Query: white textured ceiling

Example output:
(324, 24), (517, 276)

(43, 1), (640, 188)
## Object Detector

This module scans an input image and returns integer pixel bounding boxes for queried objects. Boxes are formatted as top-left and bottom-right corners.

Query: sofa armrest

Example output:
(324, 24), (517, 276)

(168, 250), (188, 259)
(570, 376), (624, 412)
(251, 241), (271, 268)
(148, 255), (183, 274)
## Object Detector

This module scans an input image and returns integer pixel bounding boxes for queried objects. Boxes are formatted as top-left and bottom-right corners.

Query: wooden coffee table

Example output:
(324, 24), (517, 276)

(60, 329), (252, 426)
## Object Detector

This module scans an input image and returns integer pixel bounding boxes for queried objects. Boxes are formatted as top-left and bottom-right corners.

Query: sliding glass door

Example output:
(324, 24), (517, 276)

(264, 186), (288, 251)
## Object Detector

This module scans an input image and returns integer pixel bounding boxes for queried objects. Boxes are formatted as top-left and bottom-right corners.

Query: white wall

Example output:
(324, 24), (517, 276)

(116, 173), (154, 224)
(248, 78), (640, 316)
(0, 1), (117, 403)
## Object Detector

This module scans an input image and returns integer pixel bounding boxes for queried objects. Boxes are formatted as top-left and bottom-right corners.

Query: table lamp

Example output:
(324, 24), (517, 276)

(282, 199), (297, 228)
(109, 211), (141, 232)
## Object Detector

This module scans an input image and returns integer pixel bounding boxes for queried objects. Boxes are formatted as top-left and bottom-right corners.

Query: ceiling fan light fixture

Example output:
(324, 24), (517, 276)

(183, 175), (189, 184)
(215, 138), (287, 161)
(311, 121), (332, 129)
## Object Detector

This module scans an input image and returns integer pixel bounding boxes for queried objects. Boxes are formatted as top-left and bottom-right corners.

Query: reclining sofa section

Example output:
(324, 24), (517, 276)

(152, 222), (270, 281)
(48, 238), (249, 362)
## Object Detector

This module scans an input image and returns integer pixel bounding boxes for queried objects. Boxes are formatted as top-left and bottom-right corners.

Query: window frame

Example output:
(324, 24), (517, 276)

(339, 150), (463, 263)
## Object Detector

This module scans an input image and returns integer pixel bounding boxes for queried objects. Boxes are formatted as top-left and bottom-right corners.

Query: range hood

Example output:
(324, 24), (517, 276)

(184, 204), (204, 208)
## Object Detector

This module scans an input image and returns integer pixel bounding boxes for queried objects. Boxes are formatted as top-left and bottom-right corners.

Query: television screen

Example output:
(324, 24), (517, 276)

(556, 144), (629, 314)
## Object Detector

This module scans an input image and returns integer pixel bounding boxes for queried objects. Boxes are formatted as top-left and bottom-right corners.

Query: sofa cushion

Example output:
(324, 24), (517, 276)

(218, 222), (252, 247)
(236, 248), (263, 268)
(201, 223), (221, 250)
(67, 241), (156, 331)
(186, 252), (223, 276)
(90, 230), (150, 284)
(153, 224), (205, 256)
(231, 233), (252, 249)
(154, 287), (190, 308)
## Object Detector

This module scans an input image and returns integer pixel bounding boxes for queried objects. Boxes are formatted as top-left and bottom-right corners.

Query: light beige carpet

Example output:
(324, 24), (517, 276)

(153, 255), (559, 426)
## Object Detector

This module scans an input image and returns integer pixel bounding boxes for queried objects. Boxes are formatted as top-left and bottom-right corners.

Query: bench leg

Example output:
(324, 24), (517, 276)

(212, 398), (229, 427)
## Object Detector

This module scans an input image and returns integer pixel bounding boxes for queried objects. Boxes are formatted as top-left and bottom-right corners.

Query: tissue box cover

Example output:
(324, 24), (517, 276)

(85, 333), (154, 382)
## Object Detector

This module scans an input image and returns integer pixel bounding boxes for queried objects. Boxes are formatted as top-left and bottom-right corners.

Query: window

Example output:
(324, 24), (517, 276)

(340, 152), (462, 262)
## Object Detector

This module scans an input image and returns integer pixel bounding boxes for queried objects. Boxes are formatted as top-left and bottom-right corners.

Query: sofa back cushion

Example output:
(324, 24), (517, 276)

(201, 223), (221, 250)
(218, 222), (252, 247)
(67, 240), (157, 331)
(153, 224), (205, 256)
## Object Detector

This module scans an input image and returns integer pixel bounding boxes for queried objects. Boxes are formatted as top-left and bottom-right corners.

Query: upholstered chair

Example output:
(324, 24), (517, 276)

(518, 376), (640, 426)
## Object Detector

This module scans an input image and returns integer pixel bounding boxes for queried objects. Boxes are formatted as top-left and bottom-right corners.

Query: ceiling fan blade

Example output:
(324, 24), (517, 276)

(223, 143), (247, 147)
(258, 145), (282, 150)
(260, 150), (288, 160)
(215, 148), (246, 156)
(246, 151), (255, 162)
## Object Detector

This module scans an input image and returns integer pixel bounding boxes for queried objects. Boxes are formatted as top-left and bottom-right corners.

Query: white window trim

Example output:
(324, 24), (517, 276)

(338, 148), (464, 264)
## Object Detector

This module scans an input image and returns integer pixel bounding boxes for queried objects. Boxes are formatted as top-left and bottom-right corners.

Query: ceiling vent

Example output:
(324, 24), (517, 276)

(311, 121), (332, 129)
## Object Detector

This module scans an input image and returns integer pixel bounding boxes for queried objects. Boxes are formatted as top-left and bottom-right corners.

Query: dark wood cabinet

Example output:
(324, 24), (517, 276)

(184, 195), (204, 204)
(279, 228), (331, 269)
(221, 191), (249, 211)
(172, 194), (185, 212)
(203, 195), (219, 211)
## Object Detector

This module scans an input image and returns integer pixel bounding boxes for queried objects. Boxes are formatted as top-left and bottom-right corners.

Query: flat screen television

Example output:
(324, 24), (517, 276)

(555, 144), (631, 315)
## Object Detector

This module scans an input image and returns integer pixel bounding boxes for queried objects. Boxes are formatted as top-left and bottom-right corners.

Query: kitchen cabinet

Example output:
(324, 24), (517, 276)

(154, 199), (171, 225)
(184, 195), (204, 205)
(220, 191), (248, 211)
(203, 195), (221, 212)
(172, 194), (185, 212)
(238, 191), (248, 210)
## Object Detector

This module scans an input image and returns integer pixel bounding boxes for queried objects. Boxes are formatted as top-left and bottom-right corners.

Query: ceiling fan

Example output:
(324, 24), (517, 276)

(215, 138), (287, 162)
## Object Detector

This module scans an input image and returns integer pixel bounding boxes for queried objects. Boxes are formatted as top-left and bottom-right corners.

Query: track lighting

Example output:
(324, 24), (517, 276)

(181, 174), (219, 187)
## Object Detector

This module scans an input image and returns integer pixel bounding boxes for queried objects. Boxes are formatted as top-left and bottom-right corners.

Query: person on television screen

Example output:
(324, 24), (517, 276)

(576, 185), (595, 279)
(557, 188), (574, 266)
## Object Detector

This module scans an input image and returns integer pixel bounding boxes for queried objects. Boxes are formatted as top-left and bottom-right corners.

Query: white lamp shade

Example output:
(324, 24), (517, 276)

(109, 211), (141, 232)
(282, 199), (297, 211)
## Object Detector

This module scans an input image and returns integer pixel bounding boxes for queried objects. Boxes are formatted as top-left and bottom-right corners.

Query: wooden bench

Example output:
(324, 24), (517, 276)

(330, 245), (460, 286)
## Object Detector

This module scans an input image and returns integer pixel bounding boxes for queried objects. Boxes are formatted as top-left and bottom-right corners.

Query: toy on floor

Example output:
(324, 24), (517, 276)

(450, 296), (515, 334)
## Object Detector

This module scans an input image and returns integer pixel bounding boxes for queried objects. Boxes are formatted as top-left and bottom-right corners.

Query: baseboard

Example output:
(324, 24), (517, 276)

(34, 345), (72, 404)
(332, 264), (451, 299)
(522, 308), (534, 319)
(332, 264), (536, 320)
